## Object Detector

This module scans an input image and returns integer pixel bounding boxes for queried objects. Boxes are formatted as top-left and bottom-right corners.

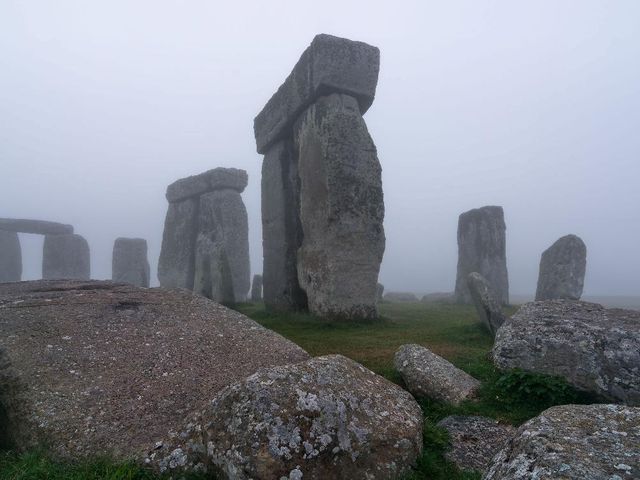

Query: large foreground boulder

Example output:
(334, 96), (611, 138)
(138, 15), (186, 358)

(483, 404), (640, 479)
(0, 280), (309, 460)
(535, 234), (587, 301)
(395, 344), (480, 405)
(493, 300), (640, 405)
(151, 354), (423, 480)
(437, 415), (514, 473)
(467, 272), (507, 336)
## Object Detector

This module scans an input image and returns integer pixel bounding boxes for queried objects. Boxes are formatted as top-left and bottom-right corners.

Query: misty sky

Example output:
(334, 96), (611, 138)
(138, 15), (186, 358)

(1, 1), (639, 296)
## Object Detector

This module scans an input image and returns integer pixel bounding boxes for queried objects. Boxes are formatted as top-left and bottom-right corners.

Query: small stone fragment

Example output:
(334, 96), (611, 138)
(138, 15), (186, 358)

(394, 344), (480, 406)
(467, 272), (507, 336)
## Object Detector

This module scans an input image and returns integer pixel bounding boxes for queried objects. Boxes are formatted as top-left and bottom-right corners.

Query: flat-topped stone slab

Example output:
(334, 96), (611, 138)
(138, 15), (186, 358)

(0, 218), (73, 235)
(0, 280), (309, 461)
(254, 33), (380, 154)
(165, 167), (248, 203)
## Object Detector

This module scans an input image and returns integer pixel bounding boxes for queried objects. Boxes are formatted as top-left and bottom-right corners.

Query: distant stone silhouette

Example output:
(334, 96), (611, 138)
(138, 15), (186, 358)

(159, 167), (250, 303)
(0, 230), (22, 282)
(112, 238), (150, 287)
(43, 234), (90, 280)
(535, 234), (586, 301)
(250, 274), (263, 302)
(454, 206), (509, 305)
(255, 34), (384, 320)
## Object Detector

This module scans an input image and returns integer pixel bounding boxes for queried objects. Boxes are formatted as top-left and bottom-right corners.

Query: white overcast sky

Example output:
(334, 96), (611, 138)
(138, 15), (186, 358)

(1, 0), (639, 296)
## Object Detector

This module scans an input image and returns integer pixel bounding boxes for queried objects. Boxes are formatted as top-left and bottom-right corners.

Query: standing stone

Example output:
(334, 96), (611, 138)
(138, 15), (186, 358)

(454, 206), (508, 305)
(467, 272), (507, 337)
(261, 139), (307, 311)
(193, 190), (250, 303)
(158, 198), (199, 290)
(0, 231), (22, 283)
(112, 238), (150, 287)
(535, 234), (586, 301)
(42, 234), (90, 280)
(250, 274), (262, 302)
(294, 93), (385, 320)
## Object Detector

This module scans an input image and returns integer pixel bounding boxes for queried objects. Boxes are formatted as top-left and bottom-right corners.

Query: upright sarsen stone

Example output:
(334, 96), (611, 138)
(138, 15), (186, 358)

(42, 234), (90, 280)
(0, 231), (22, 282)
(158, 198), (199, 289)
(454, 206), (508, 305)
(294, 93), (385, 320)
(112, 238), (150, 287)
(254, 34), (380, 154)
(261, 139), (307, 311)
(466, 272), (506, 337)
(535, 234), (587, 301)
(193, 190), (250, 303)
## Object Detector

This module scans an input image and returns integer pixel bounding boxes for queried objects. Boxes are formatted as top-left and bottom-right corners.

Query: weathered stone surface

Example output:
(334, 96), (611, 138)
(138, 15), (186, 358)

(250, 274), (262, 302)
(0, 218), (73, 235)
(261, 139), (307, 311)
(42, 234), (90, 280)
(193, 190), (250, 303)
(493, 300), (640, 405)
(484, 404), (640, 480)
(254, 34), (380, 154)
(294, 93), (385, 320)
(384, 292), (418, 302)
(0, 280), (309, 460)
(455, 206), (508, 305)
(166, 168), (248, 203)
(0, 231), (21, 282)
(535, 234), (587, 301)
(421, 292), (455, 304)
(158, 198), (198, 289)
(437, 415), (514, 473)
(467, 272), (507, 336)
(112, 238), (150, 287)
(151, 354), (423, 480)
(395, 344), (480, 405)
(376, 283), (384, 302)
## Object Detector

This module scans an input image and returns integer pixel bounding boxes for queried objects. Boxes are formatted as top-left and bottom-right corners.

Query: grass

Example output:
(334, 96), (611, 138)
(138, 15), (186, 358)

(1, 301), (594, 480)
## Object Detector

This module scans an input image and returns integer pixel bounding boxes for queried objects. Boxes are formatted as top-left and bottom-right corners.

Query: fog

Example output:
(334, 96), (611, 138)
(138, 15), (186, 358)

(2, 0), (639, 297)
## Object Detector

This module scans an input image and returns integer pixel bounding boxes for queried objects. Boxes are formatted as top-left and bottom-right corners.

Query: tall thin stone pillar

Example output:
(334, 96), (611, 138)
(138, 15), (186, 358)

(0, 230), (22, 282)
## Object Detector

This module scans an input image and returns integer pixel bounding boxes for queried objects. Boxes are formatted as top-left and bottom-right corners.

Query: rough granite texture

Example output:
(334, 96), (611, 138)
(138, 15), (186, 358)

(535, 234), (587, 301)
(158, 198), (199, 289)
(0, 280), (309, 461)
(112, 238), (150, 287)
(42, 234), (90, 280)
(165, 168), (248, 203)
(0, 218), (73, 235)
(150, 354), (423, 480)
(455, 206), (509, 305)
(260, 138), (308, 311)
(394, 344), (480, 406)
(437, 415), (514, 473)
(467, 272), (507, 336)
(493, 300), (640, 405)
(193, 190), (250, 303)
(254, 34), (380, 154)
(483, 404), (640, 480)
(0, 230), (22, 282)
(250, 274), (263, 302)
(294, 93), (385, 320)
